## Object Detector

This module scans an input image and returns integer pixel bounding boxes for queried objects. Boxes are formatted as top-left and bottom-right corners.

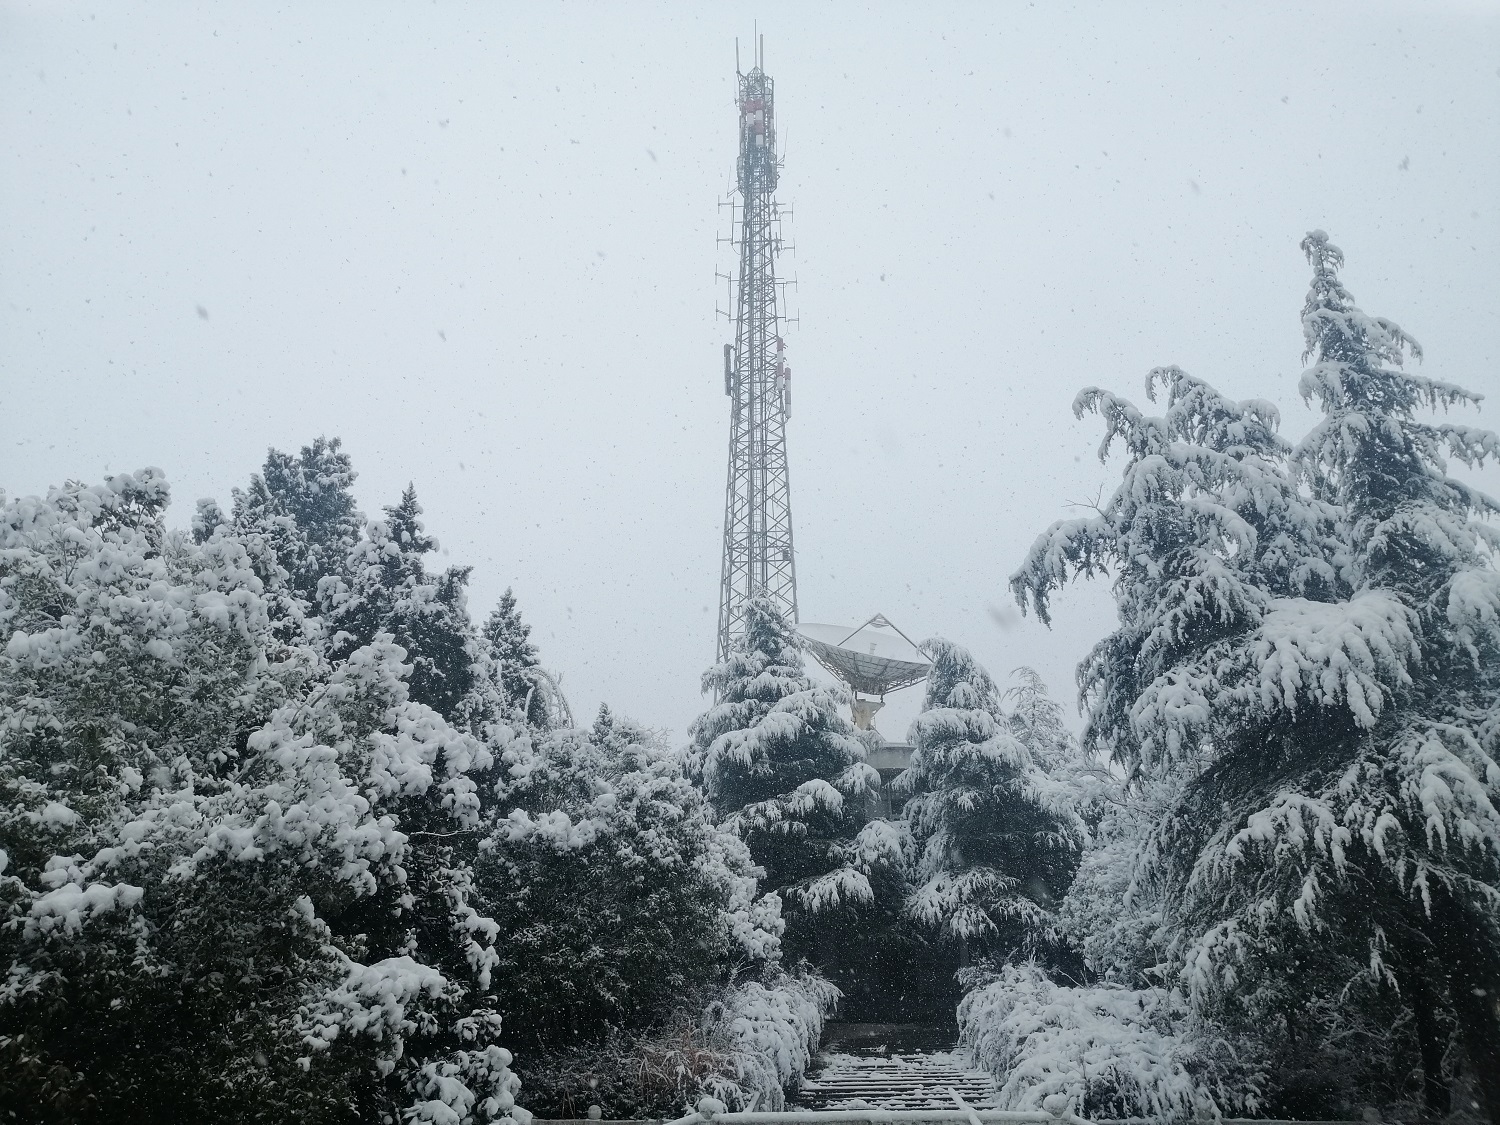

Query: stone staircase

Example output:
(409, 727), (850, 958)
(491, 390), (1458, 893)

(795, 1046), (999, 1111)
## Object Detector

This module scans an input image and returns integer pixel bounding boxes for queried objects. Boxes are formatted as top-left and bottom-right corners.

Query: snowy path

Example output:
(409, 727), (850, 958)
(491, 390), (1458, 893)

(794, 1047), (999, 1111)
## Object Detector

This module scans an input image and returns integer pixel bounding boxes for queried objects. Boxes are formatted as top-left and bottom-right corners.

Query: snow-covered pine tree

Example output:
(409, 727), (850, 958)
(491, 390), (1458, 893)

(1004, 667), (1072, 771)
(1006, 367), (1312, 1107)
(687, 596), (884, 952)
(591, 701), (616, 744)
(230, 436), (363, 605)
(489, 706), (834, 1115)
(321, 484), (478, 721)
(1015, 365), (1340, 774)
(1183, 231), (1500, 1117)
(477, 589), (549, 728)
(1012, 361), (1411, 1115)
(1010, 236), (1500, 1119)
(495, 709), (832, 1118)
(1004, 666), (1112, 832)
(239, 634), (524, 1125)
(191, 495), (228, 544)
(899, 643), (1085, 965)
(1148, 236), (1500, 1118)
(485, 588), (538, 677)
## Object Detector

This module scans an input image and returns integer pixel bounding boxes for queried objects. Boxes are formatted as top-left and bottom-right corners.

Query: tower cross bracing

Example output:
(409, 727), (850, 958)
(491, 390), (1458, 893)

(716, 53), (799, 664)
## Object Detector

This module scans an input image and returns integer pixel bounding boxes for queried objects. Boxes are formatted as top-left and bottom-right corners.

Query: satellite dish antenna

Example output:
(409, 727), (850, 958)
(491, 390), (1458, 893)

(797, 614), (930, 731)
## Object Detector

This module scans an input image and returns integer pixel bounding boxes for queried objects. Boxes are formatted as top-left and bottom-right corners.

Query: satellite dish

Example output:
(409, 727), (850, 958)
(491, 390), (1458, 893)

(797, 614), (931, 698)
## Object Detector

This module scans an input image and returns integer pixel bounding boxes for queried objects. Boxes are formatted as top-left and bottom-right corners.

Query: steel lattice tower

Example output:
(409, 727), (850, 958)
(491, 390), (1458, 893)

(715, 48), (798, 664)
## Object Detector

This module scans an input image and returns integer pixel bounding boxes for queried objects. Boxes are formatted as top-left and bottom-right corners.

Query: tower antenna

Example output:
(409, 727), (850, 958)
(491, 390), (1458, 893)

(714, 43), (798, 665)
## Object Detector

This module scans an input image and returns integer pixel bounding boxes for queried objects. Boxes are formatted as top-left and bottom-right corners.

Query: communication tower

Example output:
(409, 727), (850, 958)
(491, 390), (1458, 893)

(715, 39), (799, 664)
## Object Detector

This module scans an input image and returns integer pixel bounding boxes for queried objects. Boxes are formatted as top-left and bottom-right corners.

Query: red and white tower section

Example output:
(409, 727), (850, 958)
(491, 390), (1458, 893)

(715, 50), (799, 663)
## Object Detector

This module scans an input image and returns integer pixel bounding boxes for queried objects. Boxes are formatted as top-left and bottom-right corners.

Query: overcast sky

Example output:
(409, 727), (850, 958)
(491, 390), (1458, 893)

(4, 1), (1498, 741)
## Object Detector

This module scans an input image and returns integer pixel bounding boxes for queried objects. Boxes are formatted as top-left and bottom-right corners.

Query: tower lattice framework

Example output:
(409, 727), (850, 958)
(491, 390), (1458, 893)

(716, 54), (798, 664)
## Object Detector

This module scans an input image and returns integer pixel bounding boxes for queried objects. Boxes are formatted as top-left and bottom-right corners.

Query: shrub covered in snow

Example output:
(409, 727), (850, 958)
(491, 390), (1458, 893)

(516, 970), (838, 1119)
(704, 971), (841, 1110)
(481, 711), (783, 1050)
(3, 444), (814, 1123)
(0, 469), (525, 1123)
(483, 699), (842, 1114)
(959, 964), (1239, 1120)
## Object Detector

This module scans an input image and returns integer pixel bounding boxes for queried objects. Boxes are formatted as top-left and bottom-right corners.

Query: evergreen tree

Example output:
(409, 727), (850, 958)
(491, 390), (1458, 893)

(1249, 230), (1500, 1116)
(478, 589), (547, 728)
(322, 484), (477, 721)
(190, 496), (227, 545)
(1012, 360), (1403, 1115)
(230, 436), (362, 605)
(900, 644), (1085, 965)
(1009, 235), (1500, 1119)
(485, 589), (538, 674)
(687, 597), (883, 954)
(591, 702), (616, 744)
(957, 759), (1269, 1121)
(0, 470), (524, 1125)
(1055, 771), (1175, 989)
(1017, 364), (1341, 771)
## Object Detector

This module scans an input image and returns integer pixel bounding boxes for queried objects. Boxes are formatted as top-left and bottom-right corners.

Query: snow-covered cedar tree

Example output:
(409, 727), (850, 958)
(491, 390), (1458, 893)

(480, 712), (831, 1114)
(229, 436), (363, 606)
(591, 701), (616, 744)
(1007, 357), (1347, 1116)
(898, 645), (1085, 967)
(1246, 230), (1500, 1118)
(252, 639), (525, 1125)
(320, 484), (478, 722)
(475, 588), (550, 729)
(1015, 363), (1343, 771)
(0, 471), (526, 1125)
(1011, 234), (1500, 1120)
(687, 596), (886, 961)
(800, 801), (954, 1025)
(1004, 666), (1113, 839)
(1008, 360), (1387, 1116)
(191, 495), (228, 545)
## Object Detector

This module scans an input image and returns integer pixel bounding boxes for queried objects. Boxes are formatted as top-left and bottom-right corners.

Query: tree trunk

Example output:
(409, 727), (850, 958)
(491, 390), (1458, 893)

(1454, 982), (1500, 1125)
(1403, 967), (1452, 1116)
(1435, 893), (1500, 1125)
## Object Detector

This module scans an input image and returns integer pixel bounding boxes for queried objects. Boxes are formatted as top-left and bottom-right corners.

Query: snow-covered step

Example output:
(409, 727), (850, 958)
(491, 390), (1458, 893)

(796, 1049), (999, 1111)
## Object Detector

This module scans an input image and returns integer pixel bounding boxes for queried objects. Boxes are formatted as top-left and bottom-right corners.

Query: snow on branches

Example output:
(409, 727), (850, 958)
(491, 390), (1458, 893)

(0, 469), (524, 1124)
(1005, 233), (1500, 1119)
(688, 596), (878, 915)
(959, 964), (1242, 1120)
(900, 642), (1085, 958)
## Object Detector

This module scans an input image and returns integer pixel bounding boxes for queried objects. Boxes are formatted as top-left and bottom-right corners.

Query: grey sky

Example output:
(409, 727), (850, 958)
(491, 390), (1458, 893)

(3, 1), (1497, 741)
